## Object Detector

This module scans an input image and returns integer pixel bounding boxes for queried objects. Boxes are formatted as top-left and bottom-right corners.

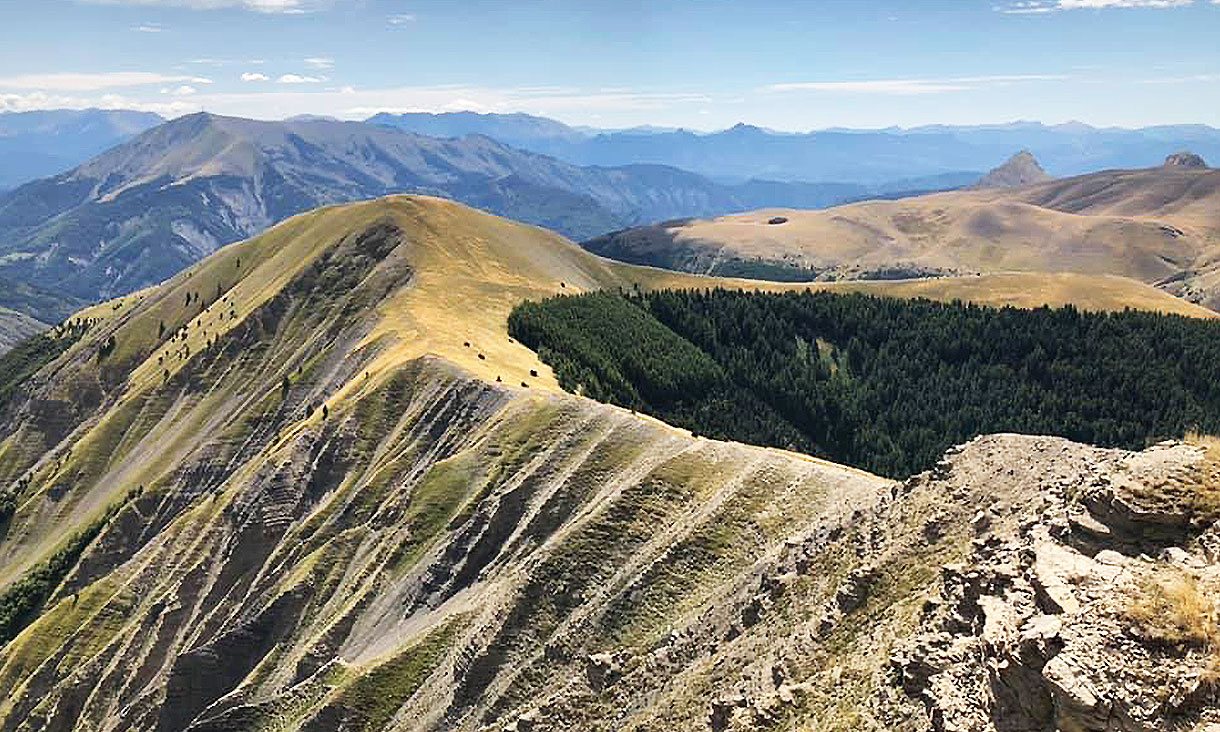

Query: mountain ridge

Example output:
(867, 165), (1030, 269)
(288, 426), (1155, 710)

(0, 196), (1215, 730)
(368, 111), (1220, 184)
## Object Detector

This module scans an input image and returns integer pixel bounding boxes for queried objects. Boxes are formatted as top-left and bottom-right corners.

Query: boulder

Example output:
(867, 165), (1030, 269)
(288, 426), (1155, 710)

(1164, 152), (1208, 169)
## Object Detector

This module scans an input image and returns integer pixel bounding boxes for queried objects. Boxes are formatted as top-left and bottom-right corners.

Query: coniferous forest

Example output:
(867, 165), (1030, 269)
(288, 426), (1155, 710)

(508, 289), (1220, 477)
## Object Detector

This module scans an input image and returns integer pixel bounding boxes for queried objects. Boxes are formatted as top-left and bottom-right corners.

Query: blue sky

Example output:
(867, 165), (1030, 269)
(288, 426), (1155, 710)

(1, 0), (1218, 130)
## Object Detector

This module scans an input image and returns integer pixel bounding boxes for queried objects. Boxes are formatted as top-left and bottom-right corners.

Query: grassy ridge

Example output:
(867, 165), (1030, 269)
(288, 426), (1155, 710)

(510, 289), (1220, 477)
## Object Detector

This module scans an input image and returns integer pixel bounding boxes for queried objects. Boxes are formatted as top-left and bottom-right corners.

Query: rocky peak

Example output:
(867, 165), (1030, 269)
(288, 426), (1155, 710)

(972, 150), (1054, 189)
(1165, 151), (1208, 169)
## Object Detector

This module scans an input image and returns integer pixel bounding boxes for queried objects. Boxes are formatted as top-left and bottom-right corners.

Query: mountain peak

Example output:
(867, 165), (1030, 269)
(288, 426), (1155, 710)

(1164, 151), (1208, 169)
(971, 150), (1053, 190)
(725, 122), (765, 135)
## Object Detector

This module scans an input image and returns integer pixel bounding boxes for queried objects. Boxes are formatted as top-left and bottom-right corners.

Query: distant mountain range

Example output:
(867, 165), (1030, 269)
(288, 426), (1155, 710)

(0, 112), (891, 320)
(4, 107), (1219, 325)
(369, 112), (1220, 185)
(6, 108), (1218, 196)
(0, 109), (164, 190)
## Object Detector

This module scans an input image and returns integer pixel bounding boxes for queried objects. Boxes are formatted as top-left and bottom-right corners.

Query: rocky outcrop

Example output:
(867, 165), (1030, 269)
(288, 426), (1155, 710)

(1165, 151), (1208, 169)
(891, 436), (1220, 732)
(971, 151), (1054, 189)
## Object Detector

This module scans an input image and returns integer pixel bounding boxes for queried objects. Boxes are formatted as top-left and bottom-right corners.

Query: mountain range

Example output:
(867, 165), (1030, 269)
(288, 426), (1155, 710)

(2, 110), (1219, 332)
(368, 112), (1220, 184)
(0, 112), (885, 321)
(5, 107), (1217, 197)
(0, 109), (163, 191)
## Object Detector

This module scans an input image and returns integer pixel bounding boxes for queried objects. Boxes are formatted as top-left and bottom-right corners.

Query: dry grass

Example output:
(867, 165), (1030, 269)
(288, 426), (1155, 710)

(1126, 569), (1220, 649)
(645, 167), (1220, 316)
(1184, 432), (1220, 522)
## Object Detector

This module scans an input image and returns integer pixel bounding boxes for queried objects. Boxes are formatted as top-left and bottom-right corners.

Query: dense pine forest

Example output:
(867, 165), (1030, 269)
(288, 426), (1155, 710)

(508, 290), (1220, 477)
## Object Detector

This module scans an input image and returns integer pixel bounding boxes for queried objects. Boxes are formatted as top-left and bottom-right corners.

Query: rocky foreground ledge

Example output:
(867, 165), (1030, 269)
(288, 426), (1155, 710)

(889, 436), (1220, 732)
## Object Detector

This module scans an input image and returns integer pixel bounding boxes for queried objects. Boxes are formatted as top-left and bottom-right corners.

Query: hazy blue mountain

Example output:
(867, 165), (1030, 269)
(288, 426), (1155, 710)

(0, 113), (867, 318)
(0, 109), (164, 190)
(367, 111), (1220, 185)
(366, 111), (585, 157)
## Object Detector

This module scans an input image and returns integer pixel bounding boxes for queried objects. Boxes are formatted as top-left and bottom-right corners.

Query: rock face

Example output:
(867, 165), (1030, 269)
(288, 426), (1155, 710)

(971, 150), (1054, 189)
(891, 437), (1220, 732)
(1165, 151), (1209, 169)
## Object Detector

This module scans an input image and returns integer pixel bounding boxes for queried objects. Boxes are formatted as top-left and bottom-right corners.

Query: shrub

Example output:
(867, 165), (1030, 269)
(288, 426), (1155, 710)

(1126, 571), (1220, 649)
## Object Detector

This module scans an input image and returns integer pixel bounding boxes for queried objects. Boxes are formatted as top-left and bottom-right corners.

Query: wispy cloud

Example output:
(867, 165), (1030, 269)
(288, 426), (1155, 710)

(0, 72), (212, 91)
(161, 84), (198, 95)
(278, 74), (324, 84)
(132, 22), (165, 32)
(78, 0), (339, 13)
(998, 0), (1197, 13)
(762, 75), (1066, 96)
(241, 72), (270, 82)
(387, 13), (415, 25)
(0, 91), (199, 116)
(188, 58), (266, 67)
(303, 57), (334, 69)
(1139, 72), (1220, 83)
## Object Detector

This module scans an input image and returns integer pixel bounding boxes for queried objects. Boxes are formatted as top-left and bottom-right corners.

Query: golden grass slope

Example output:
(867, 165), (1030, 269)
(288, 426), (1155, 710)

(650, 166), (1220, 310)
(0, 195), (900, 730)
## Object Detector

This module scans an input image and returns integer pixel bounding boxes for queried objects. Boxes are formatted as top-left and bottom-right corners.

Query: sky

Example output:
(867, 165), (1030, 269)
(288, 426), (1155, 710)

(0, 0), (1218, 131)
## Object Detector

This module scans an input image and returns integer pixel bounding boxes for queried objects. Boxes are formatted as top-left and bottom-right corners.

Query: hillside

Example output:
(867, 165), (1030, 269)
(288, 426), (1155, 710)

(0, 109), (163, 191)
(585, 159), (1220, 310)
(0, 196), (1216, 731)
(0, 310), (47, 355)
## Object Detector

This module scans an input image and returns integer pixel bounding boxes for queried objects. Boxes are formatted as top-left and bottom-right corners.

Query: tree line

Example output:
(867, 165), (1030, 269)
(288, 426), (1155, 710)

(508, 289), (1220, 477)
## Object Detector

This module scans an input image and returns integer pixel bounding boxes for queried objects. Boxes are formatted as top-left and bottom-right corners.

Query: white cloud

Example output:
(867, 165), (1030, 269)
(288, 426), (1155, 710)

(162, 85), (198, 95)
(78, 0), (338, 13)
(0, 91), (199, 116)
(0, 72), (212, 91)
(241, 72), (270, 82)
(278, 74), (324, 84)
(762, 75), (1066, 96)
(189, 57), (266, 67)
(0, 83), (719, 122)
(303, 57), (334, 69)
(133, 23), (164, 32)
(388, 13), (415, 25)
(1139, 72), (1220, 83)
(999, 0), (1196, 13)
